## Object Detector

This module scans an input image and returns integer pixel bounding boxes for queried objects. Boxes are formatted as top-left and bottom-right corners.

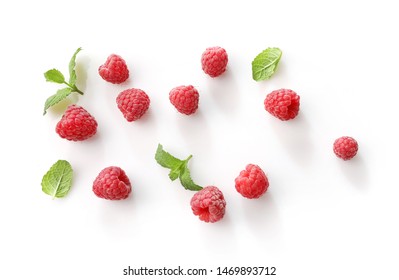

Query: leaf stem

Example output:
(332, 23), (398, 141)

(72, 86), (84, 95)
(185, 155), (193, 162)
(63, 82), (84, 95)
(63, 81), (73, 87)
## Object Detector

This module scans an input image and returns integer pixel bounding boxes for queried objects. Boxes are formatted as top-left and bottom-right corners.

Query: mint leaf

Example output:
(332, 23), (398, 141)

(41, 160), (73, 198)
(155, 144), (183, 169)
(155, 144), (202, 191)
(252, 47), (282, 81)
(43, 87), (72, 115)
(68, 47), (82, 85)
(169, 165), (183, 181)
(44, 69), (65, 84)
(43, 48), (84, 115)
(179, 164), (203, 191)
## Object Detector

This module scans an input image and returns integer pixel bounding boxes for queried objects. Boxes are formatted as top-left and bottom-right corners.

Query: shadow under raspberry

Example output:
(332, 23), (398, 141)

(206, 69), (241, 116)
(338, 154), (369, 189)
(241, 191), (282, 243)
(269, 112), (314, 167)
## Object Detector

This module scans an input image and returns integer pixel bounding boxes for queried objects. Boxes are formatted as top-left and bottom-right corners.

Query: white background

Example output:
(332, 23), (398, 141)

(1, 0), (398, 279)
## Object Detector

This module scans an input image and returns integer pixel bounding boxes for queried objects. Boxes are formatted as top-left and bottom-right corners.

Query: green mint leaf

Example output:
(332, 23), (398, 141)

(41, 160), (73, 198)
(43, 87), (72, 115)
(155, 144), (183, 169)
(252, 47), (282, 81)
(68, 47), (82, 85)
(70, 84), (84, 95)
(43, 48), (84, 116)
(44, 69), (65, 84)
(155, 144), (202, 191)
(179, 163), (203, 191)
(168, 164), (183, 181)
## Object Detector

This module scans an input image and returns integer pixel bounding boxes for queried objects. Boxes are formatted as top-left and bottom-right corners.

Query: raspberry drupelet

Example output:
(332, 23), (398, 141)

(98, 54), (129, 84)
(93, 166), (132, 200)
(333, 136), (358, 160)
(116, 88), (150, 121)
(235, 164), (269, 199)
(264, 88), (300, 121)
(190, 186), (226, 223)
(56, 104), (97, 141)
(201, 46), (228, 77)
(169, 85), (199, 115)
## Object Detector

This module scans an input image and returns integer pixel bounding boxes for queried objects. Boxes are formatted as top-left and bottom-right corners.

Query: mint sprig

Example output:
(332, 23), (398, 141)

(43, 47), (83, 115)
(41, 160), (73, 199)
(252, 47), (282, 81)
(155, 144), (202, 191)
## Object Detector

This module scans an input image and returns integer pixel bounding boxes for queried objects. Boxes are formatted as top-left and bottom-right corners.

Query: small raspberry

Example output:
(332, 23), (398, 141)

(169, 85), (199, 115)
(333, 136), (358, 160)
(190, 186), (226, 223)
(93, 166), (132, 200)
(201, 46), (228, 77)
(116, 88), (150, 121)
(56, 105), (97, 141)
(98, 54), (129, 84)
(264, 88), (300, 121)
(235, 164), (269, 199)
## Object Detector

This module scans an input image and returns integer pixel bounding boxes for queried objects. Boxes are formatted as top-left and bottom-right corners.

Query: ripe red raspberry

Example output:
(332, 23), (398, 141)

(98, 54), (129, 84)
(190, 186), (226, 223)
(116, 88), (150, 121)
(93, 166), (132, 200)
(333, 136), (358, 160)
(264, 88), (300, 121)
(201, 46), (228, 77)
(235, 164), (269, 199)
(169, 85), (199, 115)
(56, 104), (97, 141)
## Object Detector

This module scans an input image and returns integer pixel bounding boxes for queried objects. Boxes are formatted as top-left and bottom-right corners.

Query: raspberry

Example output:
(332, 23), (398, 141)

(235, 164), (269, 199)
(93, 166), (132, 200)
(201, 46), (228, 77)
(333, 136), (358, 160)
(169, 85), (199, 115)
(56, 105), (97, 141)
(98, 54), (129, 84)
(264, 88), (300, 121)
(190, 186), (226, 223)
(116, 88), (150, 121)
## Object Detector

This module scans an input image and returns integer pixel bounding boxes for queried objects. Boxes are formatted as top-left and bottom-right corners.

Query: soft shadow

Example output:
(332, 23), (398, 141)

(75, 55), (90, 93)
(256, 59), (289, 92)
(207, 70), (240, 115)
(124, 107), (158, 158)
(338, 154), (369, 189)
(97, 191), (137, 232)
(47, 94), (79, 118)
(134, 106), (155, 125)
(270, 113), (313, 166)
(62, 128), (106, 166)
(196, 210), (239, 256)
(177, 110), (212, 150)
(241, 192), (282, 240)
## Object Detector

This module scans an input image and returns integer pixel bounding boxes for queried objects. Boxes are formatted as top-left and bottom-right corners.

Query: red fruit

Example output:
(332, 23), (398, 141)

(235, 164), (269, 199)
(169, 85), (199, 115)
(264, 88), (300, 121)
(98, 54), (129, 84)
(201, 46), (228, 77)
(116, 88), (150, 121)
(190, 186), (226, 223)
(93, 166), (132, 200)
(56, 105), (97, 141)
(333, 136), (358, 160)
